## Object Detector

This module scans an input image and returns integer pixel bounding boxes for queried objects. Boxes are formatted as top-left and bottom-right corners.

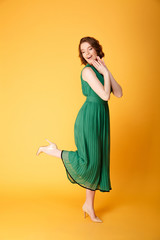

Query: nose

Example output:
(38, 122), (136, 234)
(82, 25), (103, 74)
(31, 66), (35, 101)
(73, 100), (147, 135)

(86, 49), (90, 54)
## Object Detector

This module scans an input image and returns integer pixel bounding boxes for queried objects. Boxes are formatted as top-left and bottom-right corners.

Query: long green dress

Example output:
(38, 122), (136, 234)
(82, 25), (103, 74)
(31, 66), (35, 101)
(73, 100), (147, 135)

(61, 63), (112, 192)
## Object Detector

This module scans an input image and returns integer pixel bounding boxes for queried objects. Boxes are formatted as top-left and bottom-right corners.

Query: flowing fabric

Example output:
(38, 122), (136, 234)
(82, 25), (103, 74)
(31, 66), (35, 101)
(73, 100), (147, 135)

(61, 63), (112, 192)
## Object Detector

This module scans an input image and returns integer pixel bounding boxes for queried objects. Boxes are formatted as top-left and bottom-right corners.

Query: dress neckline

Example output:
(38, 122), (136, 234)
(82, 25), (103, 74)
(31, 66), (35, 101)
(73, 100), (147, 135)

(85, 63), (96, 71)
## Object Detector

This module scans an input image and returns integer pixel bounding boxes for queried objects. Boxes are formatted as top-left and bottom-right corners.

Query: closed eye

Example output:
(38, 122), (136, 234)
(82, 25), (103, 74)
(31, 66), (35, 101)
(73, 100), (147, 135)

(82, 47), (92, 54)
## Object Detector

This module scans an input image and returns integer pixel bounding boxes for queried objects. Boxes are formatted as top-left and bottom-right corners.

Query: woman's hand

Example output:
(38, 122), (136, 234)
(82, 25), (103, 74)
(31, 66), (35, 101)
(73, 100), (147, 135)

(91, 56), (109, 75)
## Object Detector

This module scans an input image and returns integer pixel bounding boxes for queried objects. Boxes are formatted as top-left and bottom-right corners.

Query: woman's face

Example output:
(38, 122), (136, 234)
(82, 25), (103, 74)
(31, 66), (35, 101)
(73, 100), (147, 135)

(80, 42), (98, 65)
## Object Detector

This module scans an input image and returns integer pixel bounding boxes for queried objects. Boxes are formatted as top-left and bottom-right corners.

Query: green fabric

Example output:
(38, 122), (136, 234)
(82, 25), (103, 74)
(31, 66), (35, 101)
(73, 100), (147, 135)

(61, 63), (112, 192)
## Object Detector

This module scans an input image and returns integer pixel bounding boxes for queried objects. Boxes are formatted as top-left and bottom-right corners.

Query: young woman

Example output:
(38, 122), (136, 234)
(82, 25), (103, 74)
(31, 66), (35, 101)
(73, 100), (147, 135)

(36, 36), (123, 223)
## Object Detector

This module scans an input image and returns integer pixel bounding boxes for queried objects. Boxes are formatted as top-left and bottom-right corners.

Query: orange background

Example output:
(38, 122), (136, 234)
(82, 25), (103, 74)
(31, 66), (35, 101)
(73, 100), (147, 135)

(0, 0), (159, 239)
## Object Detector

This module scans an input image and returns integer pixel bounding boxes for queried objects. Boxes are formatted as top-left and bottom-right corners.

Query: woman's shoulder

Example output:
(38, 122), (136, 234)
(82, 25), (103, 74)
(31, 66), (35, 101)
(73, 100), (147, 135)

(81, 63), (95, 75)
(81, 63), (104, 85)
(81, 64), (94, 81)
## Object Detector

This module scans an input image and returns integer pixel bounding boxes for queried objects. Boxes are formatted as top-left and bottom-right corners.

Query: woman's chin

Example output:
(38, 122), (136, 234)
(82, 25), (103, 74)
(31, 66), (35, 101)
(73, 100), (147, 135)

(88, 60), (93, 65)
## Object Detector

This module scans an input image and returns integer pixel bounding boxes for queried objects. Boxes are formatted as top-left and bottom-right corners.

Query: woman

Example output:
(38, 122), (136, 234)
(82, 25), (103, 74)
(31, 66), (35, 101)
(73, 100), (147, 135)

(36, 36), (123, 223)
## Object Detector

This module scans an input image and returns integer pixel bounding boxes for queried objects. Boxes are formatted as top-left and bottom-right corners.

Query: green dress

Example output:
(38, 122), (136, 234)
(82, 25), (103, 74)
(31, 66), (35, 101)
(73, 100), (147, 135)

(61, 63), (112, 192)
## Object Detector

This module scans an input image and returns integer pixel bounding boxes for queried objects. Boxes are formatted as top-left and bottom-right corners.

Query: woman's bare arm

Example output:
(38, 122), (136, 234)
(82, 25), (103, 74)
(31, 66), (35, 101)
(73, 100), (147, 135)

(92, 56), (123, 98)
(82, 67), (110, 101)
(103, 69), (111, 100)
(108, 69), (123, 98)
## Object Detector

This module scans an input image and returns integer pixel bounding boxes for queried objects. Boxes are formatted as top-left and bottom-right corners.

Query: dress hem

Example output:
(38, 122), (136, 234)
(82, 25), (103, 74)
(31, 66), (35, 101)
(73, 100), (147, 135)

(61, 150), (112, 193)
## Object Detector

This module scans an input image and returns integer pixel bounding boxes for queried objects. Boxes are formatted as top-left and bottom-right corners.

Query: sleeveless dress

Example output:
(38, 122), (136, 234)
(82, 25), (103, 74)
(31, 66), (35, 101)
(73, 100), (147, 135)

(61, 63), (112, 192)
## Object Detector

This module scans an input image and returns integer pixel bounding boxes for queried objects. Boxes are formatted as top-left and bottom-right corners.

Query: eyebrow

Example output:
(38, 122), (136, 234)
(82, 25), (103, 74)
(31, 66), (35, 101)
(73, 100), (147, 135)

(81, 46), (92, 51)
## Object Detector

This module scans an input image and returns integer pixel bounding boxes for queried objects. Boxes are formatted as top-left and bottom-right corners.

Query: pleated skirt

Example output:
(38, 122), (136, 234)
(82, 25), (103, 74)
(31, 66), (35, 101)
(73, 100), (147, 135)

(61, 95), (112, 192)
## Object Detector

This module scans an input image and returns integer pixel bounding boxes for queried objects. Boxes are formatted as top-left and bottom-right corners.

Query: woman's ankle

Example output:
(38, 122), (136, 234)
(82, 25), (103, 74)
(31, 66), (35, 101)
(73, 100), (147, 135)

(84, 201), (94, 210)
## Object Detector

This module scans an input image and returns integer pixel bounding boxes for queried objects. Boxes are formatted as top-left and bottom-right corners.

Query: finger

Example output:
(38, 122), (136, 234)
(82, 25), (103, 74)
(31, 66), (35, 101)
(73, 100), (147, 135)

(93, 60), (100, 67)
(97, 58), (102, 63)
(97, 60), (103, 66)
(101, 58), (106, 66)
(97, 56), (101, 61)
(92, 60), (100, 69)
(96, 56), (102, 63)
(97, 58), (103, 66)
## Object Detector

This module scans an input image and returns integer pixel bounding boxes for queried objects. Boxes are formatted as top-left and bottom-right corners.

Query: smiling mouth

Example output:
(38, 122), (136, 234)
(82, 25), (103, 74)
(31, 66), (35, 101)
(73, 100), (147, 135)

(87, 56), (92, 59)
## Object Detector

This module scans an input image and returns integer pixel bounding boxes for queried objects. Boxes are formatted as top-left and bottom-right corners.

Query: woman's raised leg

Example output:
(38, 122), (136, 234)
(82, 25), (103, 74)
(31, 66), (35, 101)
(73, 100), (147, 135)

(36, 141), (62, 159)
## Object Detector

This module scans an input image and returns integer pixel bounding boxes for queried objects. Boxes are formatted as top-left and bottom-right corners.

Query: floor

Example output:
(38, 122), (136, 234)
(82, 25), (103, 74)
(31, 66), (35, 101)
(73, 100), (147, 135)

(0, 188), (159, 240)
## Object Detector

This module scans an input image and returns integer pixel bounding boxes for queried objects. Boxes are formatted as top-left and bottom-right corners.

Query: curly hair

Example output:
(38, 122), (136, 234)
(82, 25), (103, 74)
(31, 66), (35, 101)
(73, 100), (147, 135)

(78, 36), (105, 66)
